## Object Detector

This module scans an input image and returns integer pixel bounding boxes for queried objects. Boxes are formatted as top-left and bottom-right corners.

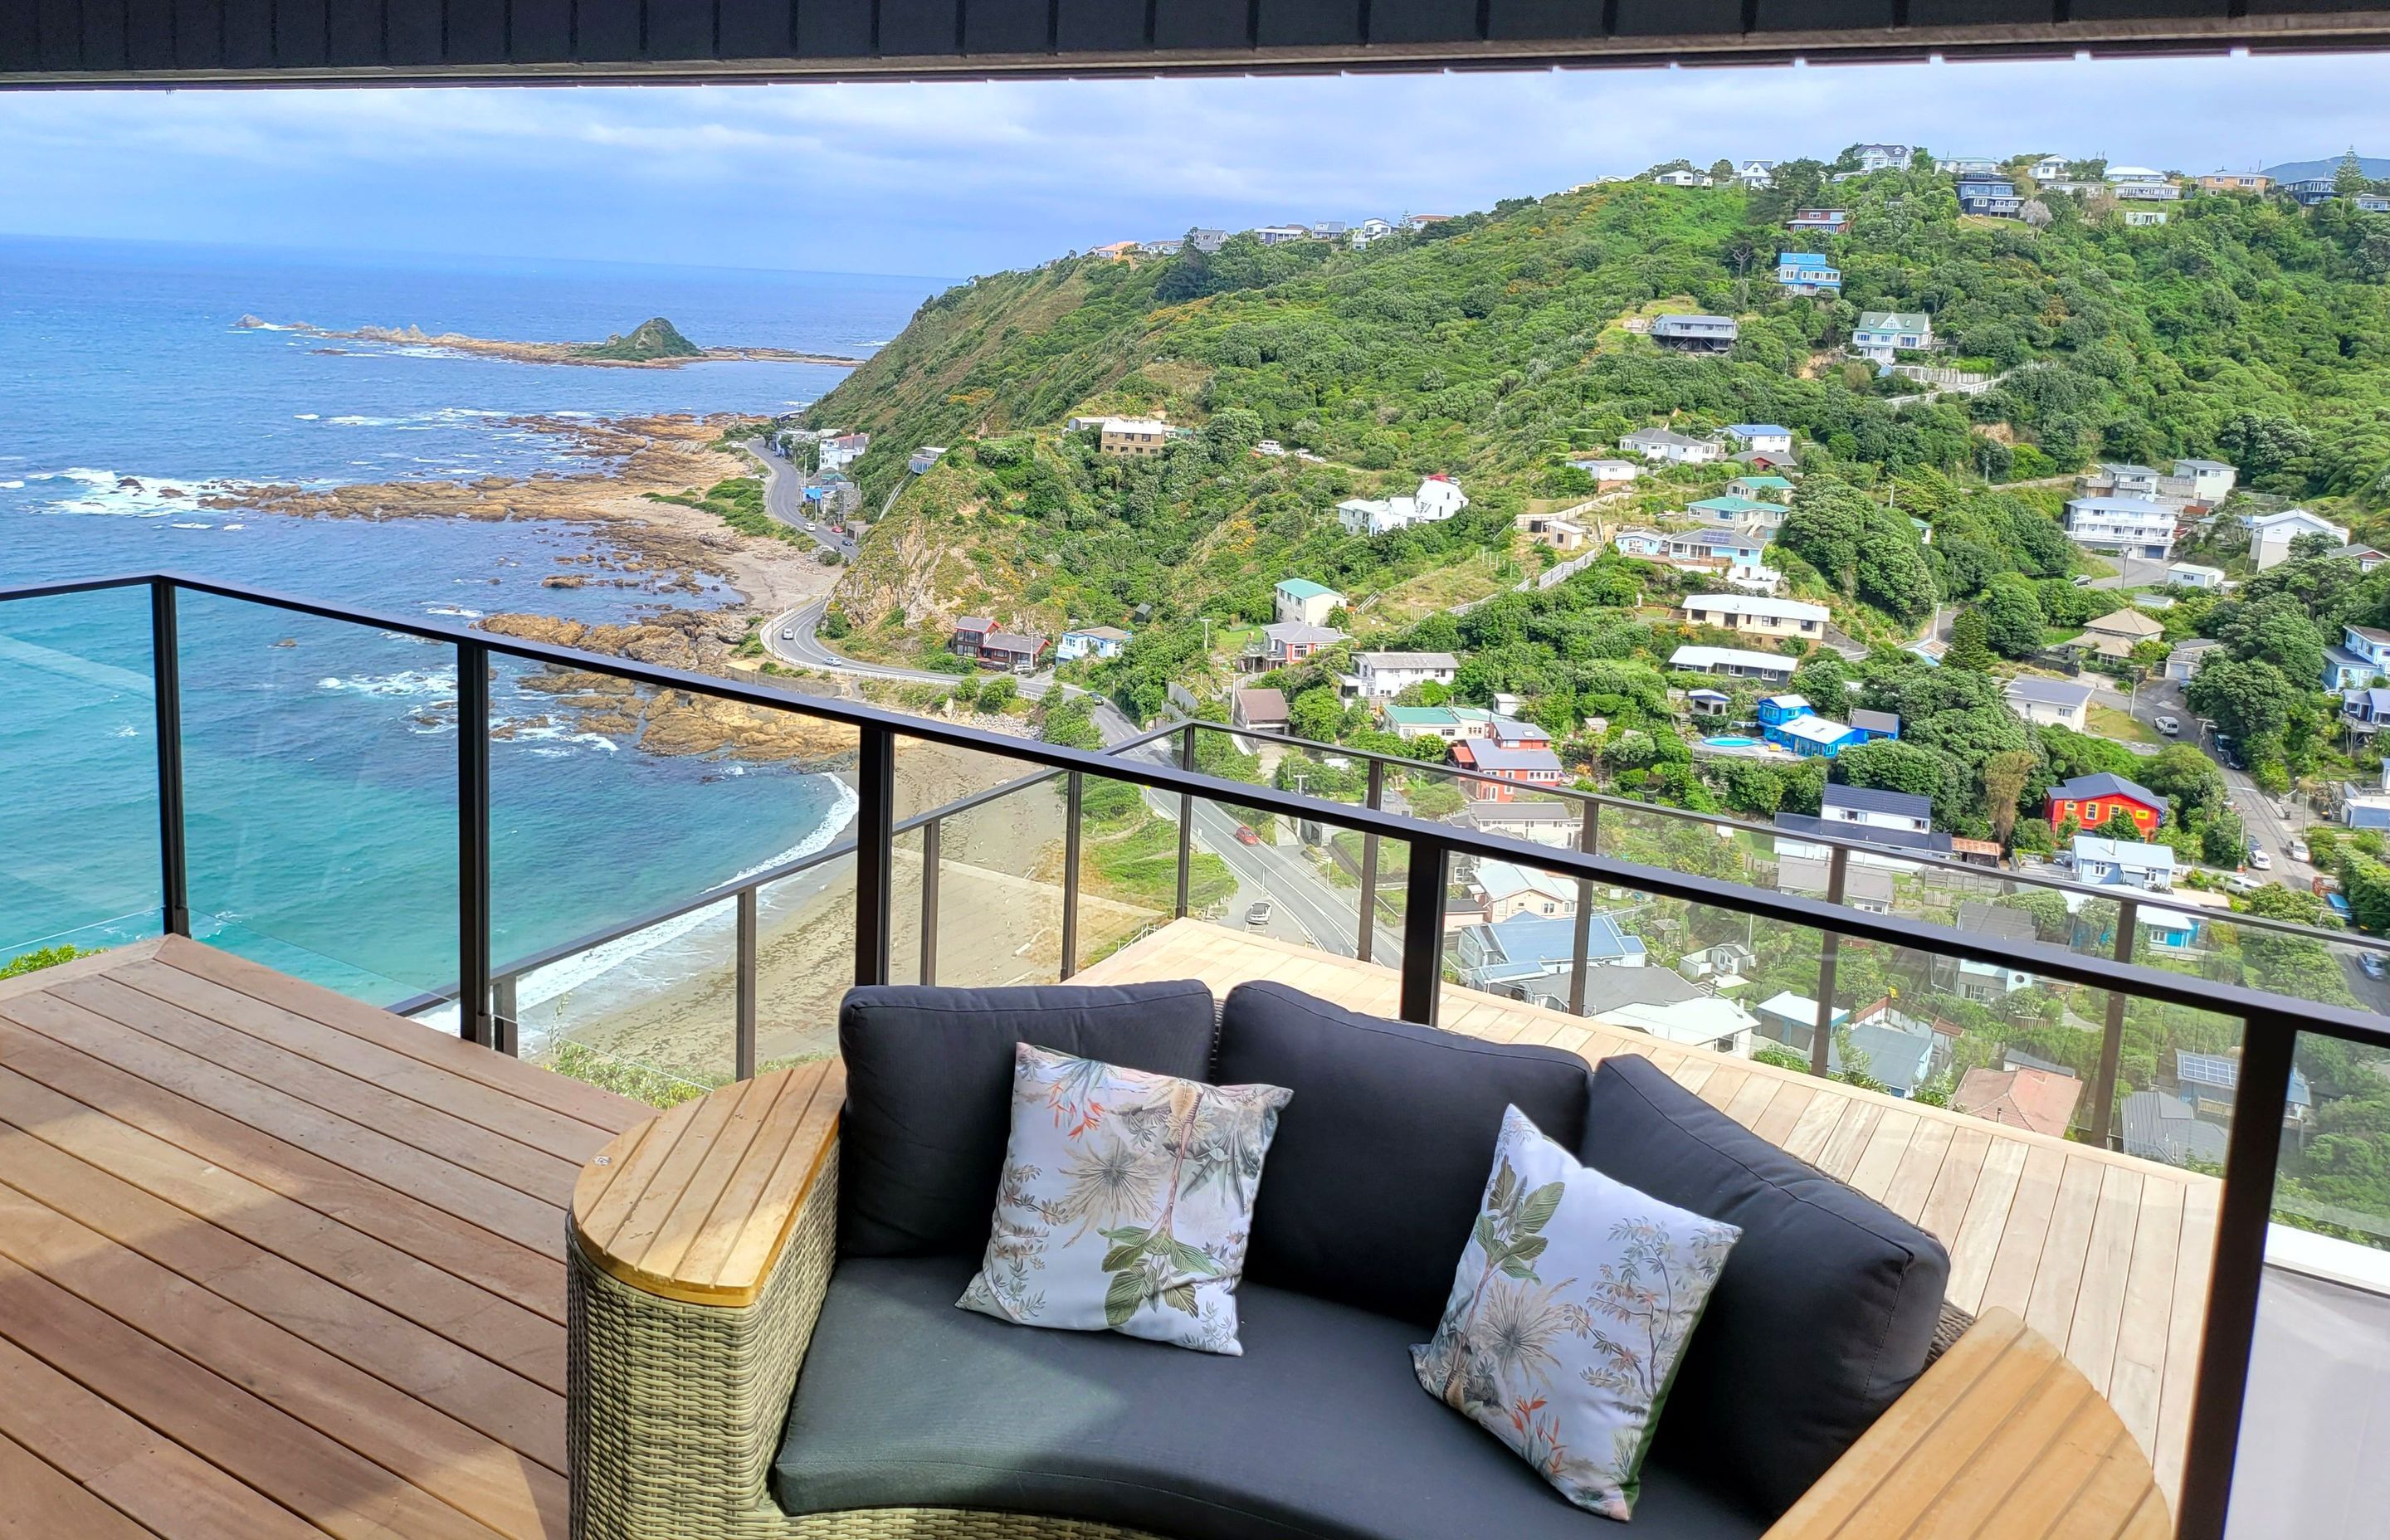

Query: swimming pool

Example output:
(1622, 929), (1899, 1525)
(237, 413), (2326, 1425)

(1704, 735), (1758, 748)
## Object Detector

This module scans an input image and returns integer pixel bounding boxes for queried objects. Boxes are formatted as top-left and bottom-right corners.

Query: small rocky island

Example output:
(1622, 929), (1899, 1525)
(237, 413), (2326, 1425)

(233, 313), (861, 368)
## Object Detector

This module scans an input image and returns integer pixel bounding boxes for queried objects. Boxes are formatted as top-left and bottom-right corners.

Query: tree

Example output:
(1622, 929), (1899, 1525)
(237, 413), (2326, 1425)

(1287, 686), (1342, 743)
(1792, 651), (1851, 713)
(1708, 158), (1735, 185)
(1946, 607), (1995, 670)
(1981, 748), (2037, 844)
(2344, 851), (2390, 934)
(2187, 656), (2300, 748)
(1979, 575), (2047, 659)
(2140, 744), (2227, 819)
(1835, 740), (1952, 808)
(2336, 148), (2373, 197)
(2201, 809), (2247, 869)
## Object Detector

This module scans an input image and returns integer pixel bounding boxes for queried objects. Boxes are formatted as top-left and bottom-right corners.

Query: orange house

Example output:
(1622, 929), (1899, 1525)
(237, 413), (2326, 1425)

(2046, 772), (2163, 837)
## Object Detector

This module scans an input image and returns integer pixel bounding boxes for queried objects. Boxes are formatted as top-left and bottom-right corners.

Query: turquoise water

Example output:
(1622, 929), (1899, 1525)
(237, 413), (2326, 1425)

(0, 236), (940, 1025)
(1704, 736), (1759, 748)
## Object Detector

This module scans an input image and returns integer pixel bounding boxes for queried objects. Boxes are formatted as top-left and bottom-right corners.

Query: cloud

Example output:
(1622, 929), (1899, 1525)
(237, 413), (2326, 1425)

(0, 54), (2375, 275)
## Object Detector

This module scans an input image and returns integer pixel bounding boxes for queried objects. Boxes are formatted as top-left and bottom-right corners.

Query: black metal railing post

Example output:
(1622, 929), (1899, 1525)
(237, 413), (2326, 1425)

(855, 726), (894, 987)
(490, 972), (519, 1056)
(1060, 771), (1084, 980)
(1810, 844), (1850, 1075)
(1357, 758), (1384, 963)
(1174, 722), (1197, 919)
(1401, 841), (1446, 1026)
(2175, 1010), (2298, 1540)
(919, 816), (941, 985)
(149, 578), (190, 938)
(456, 639), (493, 1049)
(735, 885), (758, 1080)
(1568, 802), (1601, 1017)
(2089, 895), (2139, 1148)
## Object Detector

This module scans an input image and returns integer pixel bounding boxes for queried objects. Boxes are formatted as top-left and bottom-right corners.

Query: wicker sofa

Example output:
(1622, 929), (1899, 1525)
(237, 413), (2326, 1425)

(567, 978), (2134, 1540)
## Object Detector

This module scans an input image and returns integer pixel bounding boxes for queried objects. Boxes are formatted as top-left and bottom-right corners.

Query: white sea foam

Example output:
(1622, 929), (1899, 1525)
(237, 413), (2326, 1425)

(223, 523), (246, 531)
(316, 666), (458, 700)
(508, 776), (861, 1033)
(424, 604), (483, 619)
(169, 521), (213, 529)
(240, 320), (301, 332)
(294, 412), (321, 421)
(328, 415), (399, 426)
(0, 480), (22, 490)
(22, 467), (244, 519)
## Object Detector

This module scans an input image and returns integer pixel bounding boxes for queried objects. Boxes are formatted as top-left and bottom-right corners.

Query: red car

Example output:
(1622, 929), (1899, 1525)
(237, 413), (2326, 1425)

(1233, 824), (1260, 846)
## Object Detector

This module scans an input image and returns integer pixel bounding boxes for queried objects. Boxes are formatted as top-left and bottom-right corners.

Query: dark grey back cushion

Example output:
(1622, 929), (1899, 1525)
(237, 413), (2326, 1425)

(1213, 982), (1590, 1328)
(836, 981), (1218, 1257)
(1578, 1055), (1950, 1522)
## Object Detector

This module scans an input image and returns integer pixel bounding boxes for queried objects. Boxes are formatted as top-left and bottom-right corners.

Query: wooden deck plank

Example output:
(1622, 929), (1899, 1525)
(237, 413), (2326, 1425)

(1981, 1143), (2071, 1320)
(1722, 1070), (1780, 1130)
(154, 937), (643, 1134)
(0, 1015), (564, 1322)
(1779, 1086), (1847, 1166)
(1846, 1109), (1919, 1202)
(2066, 1162), (2150, 1398)
(1750, 1080), (1815, 1148)
(1880, 1114), (1956, 1224)
(2108, 1175), (2185, 1460)
(1916, 1123), (1994, 1250)
(0, 990), (563, 1255)
(2025, 1156), (2111, 1350)
(2153, 1179), (2219, 1503)
(1946, 1135), (2032, 1315)
(0, 1427), (161, 1539)
(0, 1061), (565, 1392)
(1817, 1099), (1885, 1182)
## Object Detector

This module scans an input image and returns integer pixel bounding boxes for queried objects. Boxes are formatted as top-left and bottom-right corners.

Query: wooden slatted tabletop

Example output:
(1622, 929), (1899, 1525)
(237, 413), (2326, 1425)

(1074, 918), (2220, 1506)
(570, 1059), (844, 1307)
(0, 935), (648, 1540)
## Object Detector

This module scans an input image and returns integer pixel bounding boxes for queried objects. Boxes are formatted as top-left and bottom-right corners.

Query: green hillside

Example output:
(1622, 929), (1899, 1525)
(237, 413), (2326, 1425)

(578, 316), (703, 362)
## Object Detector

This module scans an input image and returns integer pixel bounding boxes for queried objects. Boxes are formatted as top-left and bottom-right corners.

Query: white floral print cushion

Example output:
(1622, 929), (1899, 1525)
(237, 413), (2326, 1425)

(1412, 1105), (1741, 1521)
(958, 1043), (1291, 1354)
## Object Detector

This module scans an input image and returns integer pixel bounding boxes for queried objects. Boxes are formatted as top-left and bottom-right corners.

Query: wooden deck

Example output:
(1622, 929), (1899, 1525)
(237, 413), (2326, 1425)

(0, 935), (647, 1540)
(1076, 919), (2222, 1505)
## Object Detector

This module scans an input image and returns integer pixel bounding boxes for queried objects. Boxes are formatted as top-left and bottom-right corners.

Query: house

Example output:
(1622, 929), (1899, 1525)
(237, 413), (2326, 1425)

(1753, 991), (1847, 1056)
(2049, 772), (2165, 839)
(2326, 543), (2390, 573)
(1348, 217), (1395, 246)
(1954, 1065), (2082, 1138)
(1754, 693), (1811, 729)
(1728, 474), (1796, 503)
(947, 618), (1045, 670)
(2072, 834), (2175, 892)
(2324, 623), (2390, 690)
(2357, 193), (2390, 214)
(1848, 708), (1900, 741)
(1619, 427), (1722, 464)
(1688, 495), (1788, 531)
(1464, 858), (1578, 924)
(1568, 456), (1641, 486)
(1852, 144), (1913, 173)
(2170, 1048), (2314, 1135)
(2244, 508), (2351, 571)
(1272, 578), (1344, 626)
(1724, 424), (1794, 456)
(1454, 799), (1581, 848)
(1054, 626), (1132, 662)
(1833, 1012), (1941, 1099)
(2028, 155), (2073, 181)
(1769, 715), (1870, 759)
(1681, 592), (1827, 641)
(1250, 621), (1342, 670)
(2341, 685), (2390, 734)
(2105, 165), (2174, 192)
(2121, 210), (2168, 227)
(1400, 214), (1451, 231)
(2063, 495), (2177, 560)
(2173, 458), (2236, 501)
(1957, 178), (2023, 217)
(1651, 168), (1710, 188)
(1733, 158), (1780, 188)
(2164, 637), (2227, 683)
(1307, 220), (1347, 241)
(1087, 240), (1139, 261)
(2283, 177), (2339, 207)
(1851, 310), (1933, 363)
(1671, 645), (1796, 683)
(1335, 474), (1469, 536)
(816, 431), (870, 471)
(2197, 173), (2270, 195)
(1596, 992), (1759, 1057)
(907, 446), (946, 475)
(1451, 723), (1566, 800)
(1786, 209), (1850, 236)
(1097, 417), (1172, 457)
(1778, 853), (1896, 909)
(1931, 903), (2041, 1001)
(1650, 314), (1739, 353)
(1515, 510), (1590, 552)
(1612, 526), (1670, 559)
(1185, 228), (1229, 253)
(1668, 527), (1773, 571)
(1731, 446), (1800, 471)
(2003, 675), (2095, 729)
(1346, 651), (1460, 699)
(1252, 223), (1310, 245)
(1937, 154), (2002, 174)
(1685, 688), (1731, 717)
(949, 616), (994, 660)
(1775, 252), (1841, 295)
(2080, 608), (2166, 651)
(1382, 704), (1495, 743)
(2090, 463), (2166, 499)
(1231, 686), (1289, 733)
(1819, 782), (1935, 838)
(2167, 562), (2226, 590)
(1680, 939), (1756, 985)
(1456, 911), (1644, 1006)
(1135, 237), (1184, 256)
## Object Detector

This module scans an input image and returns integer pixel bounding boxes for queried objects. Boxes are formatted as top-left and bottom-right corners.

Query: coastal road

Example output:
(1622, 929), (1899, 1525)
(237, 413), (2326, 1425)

(743, 439), (860, 562)
(2124, 678), (2316, 883)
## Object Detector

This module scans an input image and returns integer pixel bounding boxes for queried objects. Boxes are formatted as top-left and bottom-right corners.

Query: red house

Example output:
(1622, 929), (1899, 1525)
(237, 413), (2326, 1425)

(2046, 772), (2164, 837)
(1450, 717), (1564, 801)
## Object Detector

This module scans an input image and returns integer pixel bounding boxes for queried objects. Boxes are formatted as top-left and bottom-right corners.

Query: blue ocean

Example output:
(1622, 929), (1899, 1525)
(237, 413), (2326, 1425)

(0, 235), (942, 1056)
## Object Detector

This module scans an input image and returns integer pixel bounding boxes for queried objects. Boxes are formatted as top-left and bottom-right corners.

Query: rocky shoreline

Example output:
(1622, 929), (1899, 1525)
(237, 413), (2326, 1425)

(234, 314), (861, 369)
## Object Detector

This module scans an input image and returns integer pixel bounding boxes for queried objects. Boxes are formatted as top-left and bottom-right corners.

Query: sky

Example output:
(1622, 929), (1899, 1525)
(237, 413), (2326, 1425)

(0, 51), (2380, 279)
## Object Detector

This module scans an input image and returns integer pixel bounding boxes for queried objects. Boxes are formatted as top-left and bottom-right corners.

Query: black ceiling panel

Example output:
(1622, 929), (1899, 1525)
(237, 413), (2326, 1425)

(2, 0), (2385, 82)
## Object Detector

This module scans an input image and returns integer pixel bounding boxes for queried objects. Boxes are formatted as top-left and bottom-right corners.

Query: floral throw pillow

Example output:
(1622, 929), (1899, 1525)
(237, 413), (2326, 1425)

(958, 1044), (1291, 1354)
(1412, 1105), (1741, 1521)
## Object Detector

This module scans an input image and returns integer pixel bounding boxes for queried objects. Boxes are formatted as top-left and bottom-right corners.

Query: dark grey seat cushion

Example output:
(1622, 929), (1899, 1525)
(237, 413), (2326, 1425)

(837, 981), (1218, 1257)
(1578, 1055), (1950, 1522)
(1213, 982), (1591, 1328)
(773, 1254), (1763, 1540)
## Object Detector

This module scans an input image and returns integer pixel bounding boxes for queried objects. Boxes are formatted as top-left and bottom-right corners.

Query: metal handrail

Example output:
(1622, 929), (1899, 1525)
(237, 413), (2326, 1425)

(0, 568), (2357, 1538)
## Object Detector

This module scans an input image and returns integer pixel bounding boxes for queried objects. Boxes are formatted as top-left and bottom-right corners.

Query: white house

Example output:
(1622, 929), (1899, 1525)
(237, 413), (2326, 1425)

(1348, 217), (1396, 247)
(1669, 645), (1797, 683)
(2165, 637), (2227, 683)
(816, 431), (870, 471)
(2121, 210), (2169, 227)
(2004, 675), (2096, 730)
(2168, 562), (2227, 591)
(2028, 154), (2072, 180)
(1595, 995), (1758, 1057)
(2065, 495), (2178, 560)
(2245, 509), (2350, 571)
(1651, 168), (1710, 188)
(1851, 310), (1933, 363)
(1345, 651), (1461, 699)
(1818, 783), (1934, 837)
(1335, 475), (1468, 536)
(1054, 626), (1133, 662)
(2173, 459), (2236, 503)
(1853, 144), (1913, 173)
(1724, 424), (1794, 455)
(1734, 159), (1779, 188)
(1620, 427), (1721, 465)
(2073, 835), (2176, 892)
(1272, 578), (1344, 626)
(1936, 154), (2003, 174)
(1680, 592), (1829, 640)
(1568, 457), (1641, 485)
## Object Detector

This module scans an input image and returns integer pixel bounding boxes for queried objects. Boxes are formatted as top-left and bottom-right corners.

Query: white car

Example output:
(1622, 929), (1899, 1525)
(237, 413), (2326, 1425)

(2248, 846), (2272, 870)
(2153, 715), (2180, 735)
(2227, 873), (2265, 895)
(2290, 838), (2311, 864)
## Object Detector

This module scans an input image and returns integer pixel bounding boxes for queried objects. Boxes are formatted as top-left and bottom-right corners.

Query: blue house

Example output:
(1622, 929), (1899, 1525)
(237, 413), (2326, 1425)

(1755, 694), (1811, 729)
(1771, 714), (1869, 758)
(1849, 708), (1901, 742)
(1956, 178), (2023, 217)
(1455, 912), (1646, 1004)
(2324, 624), (2390, 690)
(1775, 252), (1841, 295)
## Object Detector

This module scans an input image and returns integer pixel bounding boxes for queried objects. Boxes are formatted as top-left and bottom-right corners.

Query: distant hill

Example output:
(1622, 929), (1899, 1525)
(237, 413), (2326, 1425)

(2261, 154), (2390, 183)
(576, 317), (702, 362)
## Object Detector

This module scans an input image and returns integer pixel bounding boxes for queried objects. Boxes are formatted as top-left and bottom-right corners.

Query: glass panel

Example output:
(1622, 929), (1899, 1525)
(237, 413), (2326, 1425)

(1071, 771), (1179, 971)
(0, 586), (162, 961)
(177, 592), (457, 1005)
(752, 851), (856, 1069)
(510, 899), (739, 1105)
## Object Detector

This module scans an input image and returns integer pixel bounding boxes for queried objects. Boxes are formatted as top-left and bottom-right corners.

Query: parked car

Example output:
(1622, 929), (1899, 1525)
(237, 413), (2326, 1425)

(2364, 952), (2387, 981)
(2153, 715), (2180, 735)
(2289, 837), (2310, 864)
(2248, 844), (2272, 870)
(1244, 899), (1274, 928)
(1233, 824), (1260, 846)
(2227, 873), (2265, 895)
(2329, 892), (2354, 921)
